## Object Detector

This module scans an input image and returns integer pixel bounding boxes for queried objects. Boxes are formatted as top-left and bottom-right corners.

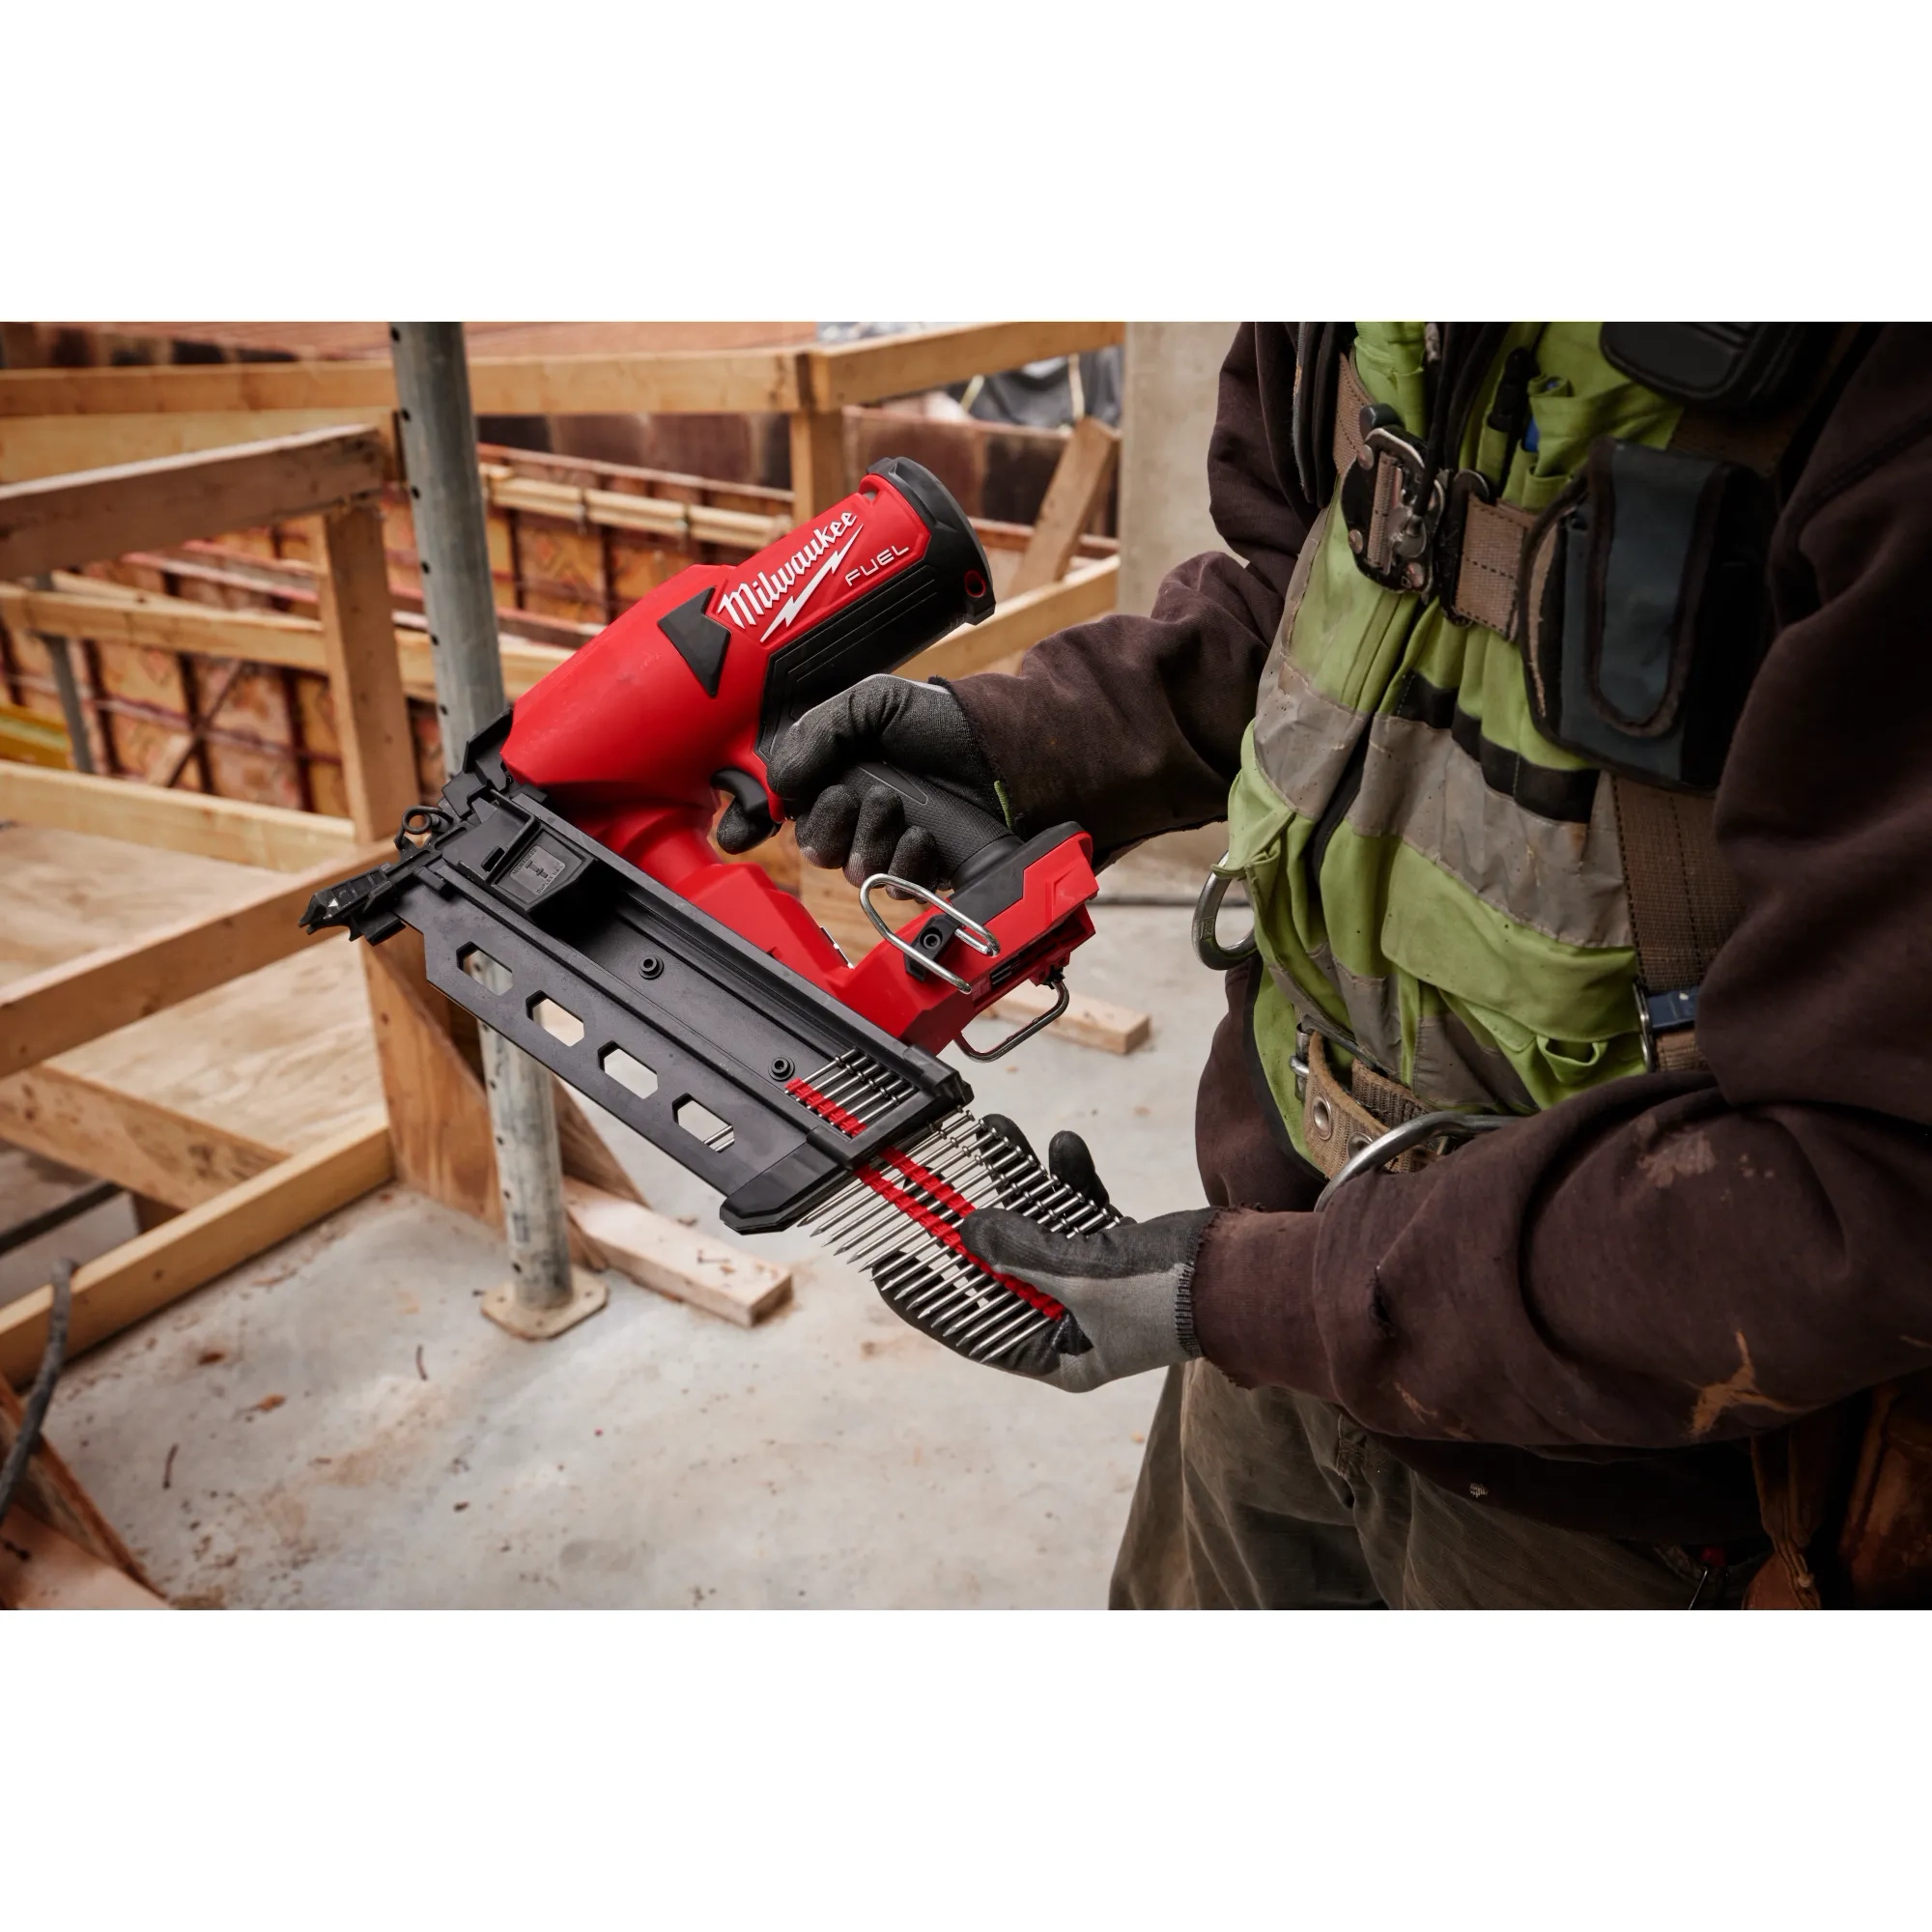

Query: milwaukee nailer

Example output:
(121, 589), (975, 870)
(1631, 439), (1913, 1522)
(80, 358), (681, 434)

(303, 459), (1115, 1369)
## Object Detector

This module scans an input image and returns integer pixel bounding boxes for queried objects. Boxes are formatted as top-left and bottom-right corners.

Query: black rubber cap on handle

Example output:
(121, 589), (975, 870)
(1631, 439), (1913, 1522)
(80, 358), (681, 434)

(845, 759), (1019, 890)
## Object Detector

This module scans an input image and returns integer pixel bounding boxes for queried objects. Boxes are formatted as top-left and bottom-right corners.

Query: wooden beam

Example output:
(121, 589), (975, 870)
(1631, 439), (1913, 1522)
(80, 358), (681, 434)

(0, 409), (395, 487)
(0, 426), (390, 578)
(0, 842), (389, 1078)
(899, 557), (1118, 683)
(789, 406), (847, 518)
(563, 1181), (792, 1327)
(0, 1065), (283, 1208)
(359, 931), (503, 1230)
(1009, 417), (1121, 597)
(0, 760), (357, 870)
(1, 1368), (159, 1589)
(0, 1505), (169, 1609)
(313, 497), (418, 840)
(984, 983), (1151, 1055)
(0, 581), (569, 702)
(0, 1110), (393, 1387)
(806, 323), (1126, 410)
(0, 347), (805, 421)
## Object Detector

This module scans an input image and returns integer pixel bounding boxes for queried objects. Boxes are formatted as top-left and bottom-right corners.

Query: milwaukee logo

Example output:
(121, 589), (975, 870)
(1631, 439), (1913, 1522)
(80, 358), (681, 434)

(716, 511), (860, 639)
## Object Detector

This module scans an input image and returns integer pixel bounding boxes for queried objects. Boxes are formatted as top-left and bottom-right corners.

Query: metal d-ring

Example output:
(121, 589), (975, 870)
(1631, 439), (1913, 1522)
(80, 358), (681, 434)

(1192, 856), (1258, 971)
(860, 872), (1000, 995)
(1312, 1111), (1512, 1212)
(956, 971), (1070, 1062)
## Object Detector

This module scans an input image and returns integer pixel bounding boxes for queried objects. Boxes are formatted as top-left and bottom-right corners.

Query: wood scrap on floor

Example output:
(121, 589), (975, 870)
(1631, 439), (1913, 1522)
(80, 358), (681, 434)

(984, 981), (1151, 1055)
(0, 1504), (168, 1608)
(0, 1369), (163, 1606)
(564, 1180), (792, 1328)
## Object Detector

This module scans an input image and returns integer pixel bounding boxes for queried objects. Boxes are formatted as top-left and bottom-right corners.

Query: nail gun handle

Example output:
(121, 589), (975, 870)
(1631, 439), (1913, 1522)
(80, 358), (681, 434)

(845, 759), (1020, 891)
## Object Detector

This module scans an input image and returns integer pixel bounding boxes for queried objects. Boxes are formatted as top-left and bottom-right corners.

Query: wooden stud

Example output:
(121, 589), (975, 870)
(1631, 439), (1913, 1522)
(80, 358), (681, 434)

(0, 761), (357, 869)
(0, 1370), (159, 1590)
(898, 557), (1118, 683)
(312, 497), (419, 840)
(563, 1180), (792, 1328)
(0, 1065), (283, 1208)
(0, 581), (569, 703)
(0, 1109), (393, 1387)
(806, 323), (1126, 411)
(0, 842), (390, 1079)
(789, 406), (847, 518)
(1009, 417), (1121, 598)
(0, 410), (396, 487)
(0, 1506), (170, 1609)
(0, 426), (390, 578)
(984, 982), (1151, 1055)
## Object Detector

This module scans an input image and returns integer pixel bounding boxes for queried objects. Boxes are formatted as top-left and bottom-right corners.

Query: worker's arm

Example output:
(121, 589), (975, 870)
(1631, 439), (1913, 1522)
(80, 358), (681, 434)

(946, 322), (1313, 862)
(1184, 326), (1932, 1450)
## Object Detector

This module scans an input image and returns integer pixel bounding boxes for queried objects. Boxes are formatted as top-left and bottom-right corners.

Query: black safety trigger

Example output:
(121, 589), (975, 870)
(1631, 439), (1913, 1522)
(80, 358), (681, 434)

(711, 766), (778, 841)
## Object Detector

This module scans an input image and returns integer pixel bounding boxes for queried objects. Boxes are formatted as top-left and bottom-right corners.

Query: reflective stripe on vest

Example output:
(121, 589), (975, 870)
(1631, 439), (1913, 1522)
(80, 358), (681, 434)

(1230, 323), (1683, 1162)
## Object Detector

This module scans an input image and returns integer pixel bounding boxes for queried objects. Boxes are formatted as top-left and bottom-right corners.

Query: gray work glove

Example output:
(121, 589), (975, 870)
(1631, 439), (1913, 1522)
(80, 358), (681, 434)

(875, 1116), (1211, 1393)
(747, 674), (1007, 891)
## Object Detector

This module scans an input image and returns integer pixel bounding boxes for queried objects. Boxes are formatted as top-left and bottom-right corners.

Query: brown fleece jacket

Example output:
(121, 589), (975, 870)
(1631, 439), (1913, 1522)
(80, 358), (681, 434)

(949, 323), (1932, 1538)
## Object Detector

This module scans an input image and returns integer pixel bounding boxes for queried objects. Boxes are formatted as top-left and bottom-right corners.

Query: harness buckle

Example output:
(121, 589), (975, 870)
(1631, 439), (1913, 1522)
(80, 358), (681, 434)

(1339, 405), (1443, 596)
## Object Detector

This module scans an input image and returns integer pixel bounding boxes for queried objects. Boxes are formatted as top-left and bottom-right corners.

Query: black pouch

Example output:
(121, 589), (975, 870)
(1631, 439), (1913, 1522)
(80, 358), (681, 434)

(1518, 438), (1773, 793)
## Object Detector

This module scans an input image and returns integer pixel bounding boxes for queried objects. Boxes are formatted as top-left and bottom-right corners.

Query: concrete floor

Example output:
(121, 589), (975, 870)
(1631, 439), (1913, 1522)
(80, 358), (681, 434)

(43, 866), (1231, 1609)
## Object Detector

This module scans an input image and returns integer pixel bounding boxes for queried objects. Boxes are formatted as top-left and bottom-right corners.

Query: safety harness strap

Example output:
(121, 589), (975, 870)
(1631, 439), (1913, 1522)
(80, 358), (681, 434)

(1606, 780), (1746, 1072)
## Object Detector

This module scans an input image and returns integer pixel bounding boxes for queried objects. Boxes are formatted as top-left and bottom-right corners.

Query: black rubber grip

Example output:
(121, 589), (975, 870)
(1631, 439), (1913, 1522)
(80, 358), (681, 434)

(846, 760), (1018, 883)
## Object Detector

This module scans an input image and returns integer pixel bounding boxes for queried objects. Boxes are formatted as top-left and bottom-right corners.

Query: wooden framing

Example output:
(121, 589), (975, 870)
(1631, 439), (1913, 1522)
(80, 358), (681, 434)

(0, 425), (390, 577)
(0, 323), (1123, 422)
(0, 1065), (283, 1208)
(0, 579), (570, 704)
(0, 1110), (393, 1385)
(1009, 417), (1121, 598)
(0, 845), (385, 1079)
(0, 761), (356, 868)
(0, 327), (1131, 1397)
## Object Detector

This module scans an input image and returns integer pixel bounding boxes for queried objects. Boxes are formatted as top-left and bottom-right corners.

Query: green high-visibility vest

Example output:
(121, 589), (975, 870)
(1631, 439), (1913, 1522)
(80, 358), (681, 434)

(1225, 323), (1685, 1162)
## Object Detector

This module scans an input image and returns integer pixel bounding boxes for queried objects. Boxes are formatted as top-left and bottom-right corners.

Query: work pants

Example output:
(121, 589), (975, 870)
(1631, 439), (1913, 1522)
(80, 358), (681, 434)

(1109, 1360), (1748, 1609)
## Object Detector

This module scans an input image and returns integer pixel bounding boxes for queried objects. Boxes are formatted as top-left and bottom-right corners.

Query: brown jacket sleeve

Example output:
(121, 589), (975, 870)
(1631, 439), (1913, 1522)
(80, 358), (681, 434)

(949, 324), (1316, 862)
(1192, 325), (1932, 1452)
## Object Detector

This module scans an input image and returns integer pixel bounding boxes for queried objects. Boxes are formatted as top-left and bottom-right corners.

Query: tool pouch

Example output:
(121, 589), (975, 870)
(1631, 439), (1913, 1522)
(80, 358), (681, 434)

(1746, 1371), (1932, 1608)
(1518, 438), (1774, 793)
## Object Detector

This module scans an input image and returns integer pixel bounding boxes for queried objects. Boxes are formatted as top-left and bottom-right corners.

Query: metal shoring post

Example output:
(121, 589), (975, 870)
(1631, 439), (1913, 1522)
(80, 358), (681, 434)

(388, 323), (606, 1341)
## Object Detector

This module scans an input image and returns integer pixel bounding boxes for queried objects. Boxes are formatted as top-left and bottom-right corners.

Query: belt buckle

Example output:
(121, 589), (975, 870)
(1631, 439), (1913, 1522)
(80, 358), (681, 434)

(1340, 405), (1441, 596)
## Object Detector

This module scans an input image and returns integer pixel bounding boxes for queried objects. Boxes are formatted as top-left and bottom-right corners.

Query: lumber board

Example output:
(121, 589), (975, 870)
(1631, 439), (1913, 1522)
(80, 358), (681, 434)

(0, 410), (394, 486)
(0, 581), (569, 702)
(0, 1064), (283, 1208)
(899, 557), (1118, 683)
(807, 322), (1126, 411)
(1009, 416), (1121, 597)
(313, 498), (418, 839)
(563, 1180), (792, 1327)
(358, 935), (502, 1230)
(0, 348), (804, 421)
(0, 761), (357, 869)
(0, 1109), (393, 1386)
(789, 407), (847, 518)
(984, 982), (1151, 1055)
(0, 1369), (158, 1588)
(0, 841), (389, 1077)
(0, 1504), (169, 1609)
(0, 427), (390, 579)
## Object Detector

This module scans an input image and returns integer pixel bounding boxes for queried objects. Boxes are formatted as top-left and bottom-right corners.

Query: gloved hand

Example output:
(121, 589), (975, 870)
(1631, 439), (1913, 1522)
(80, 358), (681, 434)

(873, 1115), (1212, 1393)
(740, 674), (1008, 892)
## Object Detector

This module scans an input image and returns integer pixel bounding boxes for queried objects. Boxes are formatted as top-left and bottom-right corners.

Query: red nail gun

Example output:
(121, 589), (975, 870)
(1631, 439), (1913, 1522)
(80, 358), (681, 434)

(303, 458), (1116, 1368)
